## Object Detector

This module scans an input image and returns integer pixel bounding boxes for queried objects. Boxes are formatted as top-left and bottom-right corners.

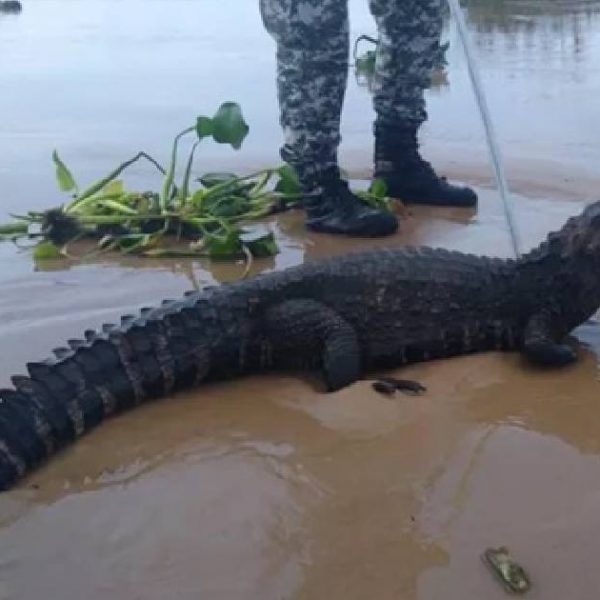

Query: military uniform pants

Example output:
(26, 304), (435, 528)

(260, 0), (444, 183)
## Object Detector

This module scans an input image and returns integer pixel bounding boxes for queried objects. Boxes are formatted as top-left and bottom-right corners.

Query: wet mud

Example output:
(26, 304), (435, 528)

(2, 187), (600, 600)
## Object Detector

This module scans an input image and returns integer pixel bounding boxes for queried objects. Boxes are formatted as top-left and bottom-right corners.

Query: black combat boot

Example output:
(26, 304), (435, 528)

(303, 167), (398, 237)
(374, 123), (477, 207)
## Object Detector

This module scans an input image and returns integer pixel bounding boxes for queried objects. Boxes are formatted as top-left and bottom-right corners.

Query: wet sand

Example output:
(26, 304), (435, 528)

(4, 354), (600, 600)
(2, 185), (600, 599)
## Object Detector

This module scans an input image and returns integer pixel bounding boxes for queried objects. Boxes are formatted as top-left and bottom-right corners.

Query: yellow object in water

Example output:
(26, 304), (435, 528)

(482, 547), (531, 594)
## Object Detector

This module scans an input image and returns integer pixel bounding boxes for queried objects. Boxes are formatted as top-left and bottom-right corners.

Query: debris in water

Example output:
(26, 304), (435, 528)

(482, 546), (531, 594)
(372, 380), (397, 395)
(372, 377), (426, 396)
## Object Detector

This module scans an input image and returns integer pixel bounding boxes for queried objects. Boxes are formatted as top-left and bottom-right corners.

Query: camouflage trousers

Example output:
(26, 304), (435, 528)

(260, 0), (444, 183)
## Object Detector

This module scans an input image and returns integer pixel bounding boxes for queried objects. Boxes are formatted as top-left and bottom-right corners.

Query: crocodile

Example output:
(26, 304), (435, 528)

(2, 201), (600, 491)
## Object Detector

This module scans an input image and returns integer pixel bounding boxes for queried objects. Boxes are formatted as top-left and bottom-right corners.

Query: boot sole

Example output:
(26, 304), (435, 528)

(306, 220), (399, 238)
(382, 182), (478, 208)
(402, 195), (477, 208)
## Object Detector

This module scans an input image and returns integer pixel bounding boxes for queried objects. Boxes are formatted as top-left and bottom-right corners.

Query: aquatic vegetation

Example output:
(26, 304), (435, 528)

(1, 102), (392, 264)
(353, 34), (378, 88)
(1, 103), (298, 262)
(354, 35), (449, 90)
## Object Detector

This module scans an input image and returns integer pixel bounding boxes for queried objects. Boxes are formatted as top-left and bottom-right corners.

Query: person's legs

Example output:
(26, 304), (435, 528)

(369, 0), (477, 206)
(260, 0), (348, 184)
(261, 0), (397, 236)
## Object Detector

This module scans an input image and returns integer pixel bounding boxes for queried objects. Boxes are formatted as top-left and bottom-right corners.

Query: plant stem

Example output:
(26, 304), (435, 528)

(160, 126), (196, 214)
(200, 168), (274, 201)
(74, 213), (179, 225)
(241, 245), (253, 279)
(177, 141), (200, 209)
(64, 152), (167, 213)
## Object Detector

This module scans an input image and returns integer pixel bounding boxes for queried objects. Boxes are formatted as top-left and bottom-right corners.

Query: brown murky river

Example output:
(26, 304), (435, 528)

(2, 1), (600, 598)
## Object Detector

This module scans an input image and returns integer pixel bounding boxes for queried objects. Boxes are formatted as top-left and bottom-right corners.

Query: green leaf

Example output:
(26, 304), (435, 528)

(132, 191), (160, 213)
(248, 170), (272, 197)
(246, 235), (278, 258)
(33, 241), (62, 260)
(114, 233), (158, 254)
(355, 50), (376, 75)
(189, 188), (206, 210)
(240, 225), (279, 258)
(203, 229), (243, 258)
(0, 221), (28, 235)
(96, 199), (138, 215)
(205, 195), (250, 218)
(199, 173), (255, 202)
(196, 116), (214, 140)
(65, 152), (164, 213)
(116, 235), (145, 251)
(369, 178), (388, 199)
(210, 102), (249, 149)
(52, 150), (78, 193)
(102, 179), (124, 196)
(274, 165), (301, 196)
(199, 172), (238, 188)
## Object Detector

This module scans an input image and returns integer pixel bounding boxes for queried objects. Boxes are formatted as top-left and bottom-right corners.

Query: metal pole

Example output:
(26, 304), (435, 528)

(446, 0), (522, 257)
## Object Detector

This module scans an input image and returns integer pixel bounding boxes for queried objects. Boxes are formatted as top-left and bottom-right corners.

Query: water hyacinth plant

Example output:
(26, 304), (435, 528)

(354, 35), (449, 90)
(0, 102), (304, 262)
(1, 101), (393, 265)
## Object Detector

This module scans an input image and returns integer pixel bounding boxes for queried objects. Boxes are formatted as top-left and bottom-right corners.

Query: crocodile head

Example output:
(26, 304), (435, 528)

(520, 200), (600, 311)
(558, 201), (600, 260)
(540, 200), (600, 324)
(531, 200), (600, 266)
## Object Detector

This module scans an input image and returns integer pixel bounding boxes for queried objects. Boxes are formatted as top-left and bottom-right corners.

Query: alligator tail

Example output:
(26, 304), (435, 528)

(0, 296), (213, 491)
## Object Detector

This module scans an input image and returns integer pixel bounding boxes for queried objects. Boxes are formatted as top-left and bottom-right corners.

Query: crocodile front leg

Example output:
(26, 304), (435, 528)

(522, 311), (577, 366)
(263, 299), (361, 391)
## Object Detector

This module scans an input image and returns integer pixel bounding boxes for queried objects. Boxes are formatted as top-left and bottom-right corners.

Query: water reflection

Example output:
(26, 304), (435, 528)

(463, 0), (600, 58)
(465, 0), (600, 27)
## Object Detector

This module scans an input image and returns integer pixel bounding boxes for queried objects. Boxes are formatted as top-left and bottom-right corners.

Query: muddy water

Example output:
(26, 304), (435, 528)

(2, 0), (600, 599)
(2, 191), (600, 599)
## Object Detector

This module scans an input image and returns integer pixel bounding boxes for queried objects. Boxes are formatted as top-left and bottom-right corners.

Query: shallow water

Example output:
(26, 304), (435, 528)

(2, 1), (600, 599)
(1, 0), (599, 219)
